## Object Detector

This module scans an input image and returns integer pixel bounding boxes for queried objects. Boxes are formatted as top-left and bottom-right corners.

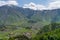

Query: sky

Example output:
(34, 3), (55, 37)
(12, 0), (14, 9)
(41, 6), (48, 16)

(18, 0), (51, 6)
(0, 0), (60, 10)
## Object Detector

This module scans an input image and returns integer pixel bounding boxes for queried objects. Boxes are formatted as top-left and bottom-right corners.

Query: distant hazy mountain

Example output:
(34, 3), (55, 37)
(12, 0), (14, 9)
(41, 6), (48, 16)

(0, 5), (26, 25)
(0, 5), (60, 29)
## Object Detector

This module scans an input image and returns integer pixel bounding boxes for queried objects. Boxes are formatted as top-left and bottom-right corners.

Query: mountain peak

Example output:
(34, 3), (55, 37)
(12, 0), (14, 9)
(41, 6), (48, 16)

(0, 4), (19, 8)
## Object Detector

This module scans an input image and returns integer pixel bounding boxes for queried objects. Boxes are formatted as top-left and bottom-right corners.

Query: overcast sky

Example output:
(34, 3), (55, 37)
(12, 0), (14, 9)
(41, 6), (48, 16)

(0, 0), (60, 10)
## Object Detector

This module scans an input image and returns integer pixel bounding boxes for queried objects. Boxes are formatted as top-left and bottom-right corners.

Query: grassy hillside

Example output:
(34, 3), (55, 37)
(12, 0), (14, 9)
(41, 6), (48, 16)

(0, 5), (60, 40)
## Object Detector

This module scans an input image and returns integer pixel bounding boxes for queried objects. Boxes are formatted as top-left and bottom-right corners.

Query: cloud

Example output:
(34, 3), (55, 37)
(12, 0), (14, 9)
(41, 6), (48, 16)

(0, 0), (18, 6)
(36, 5), (46, 10)
(48, 1), (60, 9)
(23, 2), (46, 10)
(7, 1), (18, 5)
(23, 1), (60, 10)
(23, 2), (37, 10)
(0, 1), (6, 6)
(53, 0), (60, 1)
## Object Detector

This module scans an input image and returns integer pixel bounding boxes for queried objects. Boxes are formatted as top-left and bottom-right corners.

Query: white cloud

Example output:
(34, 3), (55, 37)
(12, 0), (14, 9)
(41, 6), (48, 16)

(23, 2), (37, 10)
(48, 1), (60, 10)
(0, 0), (18, 6)
(23, 2), (46, 10)
(0, 1), (6, 6)
(53, 0), (60, 1)
(37, 5), (46, 10)
(23, 1), (60, 10)
(7, 1), (18, 5)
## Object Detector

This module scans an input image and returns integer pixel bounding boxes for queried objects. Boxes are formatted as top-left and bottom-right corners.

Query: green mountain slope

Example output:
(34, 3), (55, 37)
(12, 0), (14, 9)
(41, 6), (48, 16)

(0, 5), (60, 29)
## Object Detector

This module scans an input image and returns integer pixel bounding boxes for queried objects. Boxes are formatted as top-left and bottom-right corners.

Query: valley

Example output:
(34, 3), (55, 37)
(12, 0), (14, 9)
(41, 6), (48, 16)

(0, 5), (60, 40)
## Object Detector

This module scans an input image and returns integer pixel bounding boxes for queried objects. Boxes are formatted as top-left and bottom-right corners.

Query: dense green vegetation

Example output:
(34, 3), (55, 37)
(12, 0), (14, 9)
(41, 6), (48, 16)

(33, 23), (60, 40)
(0, 23), (60, 40)
(33, 28), (60, 40)
(0, 5), (60, 40)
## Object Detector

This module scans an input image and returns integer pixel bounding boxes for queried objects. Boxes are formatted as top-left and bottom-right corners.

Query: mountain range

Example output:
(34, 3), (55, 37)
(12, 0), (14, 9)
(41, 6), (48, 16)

(0, 5), (60, 29)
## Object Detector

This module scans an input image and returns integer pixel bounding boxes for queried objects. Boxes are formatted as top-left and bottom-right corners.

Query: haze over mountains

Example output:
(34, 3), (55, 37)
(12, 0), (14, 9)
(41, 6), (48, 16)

(0, 5), (60, 29)
(0, 0), (60, 40)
